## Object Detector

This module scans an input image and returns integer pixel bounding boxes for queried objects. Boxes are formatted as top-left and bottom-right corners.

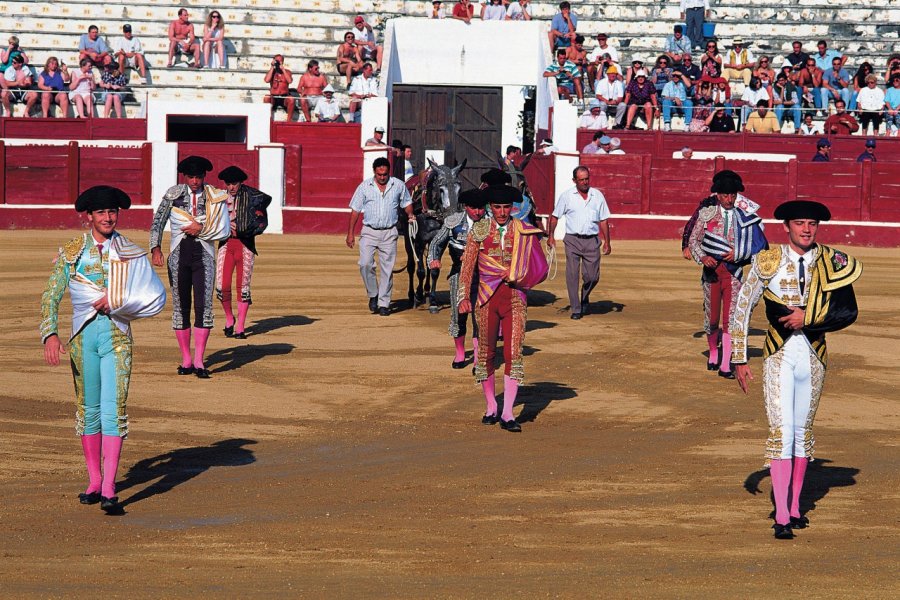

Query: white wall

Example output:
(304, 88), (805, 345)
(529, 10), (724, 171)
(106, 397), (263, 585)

(145, 99), (272, 148)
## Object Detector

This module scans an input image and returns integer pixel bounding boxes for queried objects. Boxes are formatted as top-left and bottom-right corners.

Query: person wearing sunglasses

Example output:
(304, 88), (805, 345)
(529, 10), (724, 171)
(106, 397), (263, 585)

(202, 11), (227, 69)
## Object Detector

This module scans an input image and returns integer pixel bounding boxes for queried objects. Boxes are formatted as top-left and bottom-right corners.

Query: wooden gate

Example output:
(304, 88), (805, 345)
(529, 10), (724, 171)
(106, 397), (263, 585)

(392, 85), (502, 189)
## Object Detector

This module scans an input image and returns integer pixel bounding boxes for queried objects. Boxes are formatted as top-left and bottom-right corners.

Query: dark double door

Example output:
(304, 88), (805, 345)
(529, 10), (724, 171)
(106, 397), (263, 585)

(391, 85), (502, 189)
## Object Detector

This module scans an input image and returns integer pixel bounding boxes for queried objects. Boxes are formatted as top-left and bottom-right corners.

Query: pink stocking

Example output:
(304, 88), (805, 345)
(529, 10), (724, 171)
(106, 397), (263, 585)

(193, 327), (210, 369)
(707, 329), (720, 365)
(81, 433), (102, 494)
(221, 299), (235, 328)
(236, 301), (251, 333)
(453, 336), (466, 362)
(175, 328), (192, 368)
(482, 378), (497, 417)
(720, 332), (732, 373)
(101, 435), (123, 498)
(472, 337), (479, 358)
(769, 458), (793, 525)
(502, 375), (519, 422)
(790, 456), (809, 519)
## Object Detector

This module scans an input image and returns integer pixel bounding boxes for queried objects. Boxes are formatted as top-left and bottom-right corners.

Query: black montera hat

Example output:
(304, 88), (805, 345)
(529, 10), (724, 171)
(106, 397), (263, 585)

(458, 188), (487, 209)
(773, 200), (831, 222)
(480, 168), (513, 187)
(75, 185), (131, 212)
(710, 169), (745, 193)
(218, 165), (248, 183)
(485, 185), (520, 205)
(178, 155), (214, 176)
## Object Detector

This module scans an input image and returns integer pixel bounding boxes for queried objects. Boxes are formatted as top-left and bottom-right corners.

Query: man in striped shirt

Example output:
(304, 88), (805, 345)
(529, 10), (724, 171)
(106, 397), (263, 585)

(347, 157), (414, 316)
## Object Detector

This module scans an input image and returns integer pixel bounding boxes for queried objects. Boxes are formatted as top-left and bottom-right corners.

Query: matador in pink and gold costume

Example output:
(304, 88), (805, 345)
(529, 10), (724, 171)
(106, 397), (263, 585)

(458, 184), (548, 433)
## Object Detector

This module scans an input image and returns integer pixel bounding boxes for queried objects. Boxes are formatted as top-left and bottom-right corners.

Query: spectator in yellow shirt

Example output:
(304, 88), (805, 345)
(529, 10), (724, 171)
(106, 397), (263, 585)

(744, 100), (781, 133)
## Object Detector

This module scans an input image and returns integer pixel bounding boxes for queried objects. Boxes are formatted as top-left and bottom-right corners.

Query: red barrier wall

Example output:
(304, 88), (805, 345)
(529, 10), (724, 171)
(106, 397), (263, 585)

(0, 117), (147, 140)
(177, 143), (259, 189)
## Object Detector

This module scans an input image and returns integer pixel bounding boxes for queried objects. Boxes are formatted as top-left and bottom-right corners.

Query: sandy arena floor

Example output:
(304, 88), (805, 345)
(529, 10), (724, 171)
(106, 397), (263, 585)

(1, 229), (897, 598)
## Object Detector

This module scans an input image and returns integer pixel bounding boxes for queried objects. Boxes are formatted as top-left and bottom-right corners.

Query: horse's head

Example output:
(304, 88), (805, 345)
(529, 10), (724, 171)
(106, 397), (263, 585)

(426, 158), (466, 214)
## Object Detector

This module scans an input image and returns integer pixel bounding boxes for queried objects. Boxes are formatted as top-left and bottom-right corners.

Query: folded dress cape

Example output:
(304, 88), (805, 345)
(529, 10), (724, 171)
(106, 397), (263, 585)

(167, 184), (231, 253)
(67, 234), (167, 341)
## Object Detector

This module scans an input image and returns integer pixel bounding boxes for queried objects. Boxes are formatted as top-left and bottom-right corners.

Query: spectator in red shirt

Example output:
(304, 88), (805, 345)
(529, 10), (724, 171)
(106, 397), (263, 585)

(451, 0), (476, 24)
(822, 99), (859, 135)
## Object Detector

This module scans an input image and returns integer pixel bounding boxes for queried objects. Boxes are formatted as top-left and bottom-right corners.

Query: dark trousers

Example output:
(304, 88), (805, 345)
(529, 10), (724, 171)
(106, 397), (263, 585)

(685, 8), (705, 49)
(564, 234), (601, 314)
(170, 238), (210, 329)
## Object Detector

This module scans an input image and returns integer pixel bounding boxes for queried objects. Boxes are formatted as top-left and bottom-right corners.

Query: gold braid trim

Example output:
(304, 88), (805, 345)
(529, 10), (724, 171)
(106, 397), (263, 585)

(62, 234), (88, 265)
(754, 246), (782, 279)
(471, 217), (492, 243)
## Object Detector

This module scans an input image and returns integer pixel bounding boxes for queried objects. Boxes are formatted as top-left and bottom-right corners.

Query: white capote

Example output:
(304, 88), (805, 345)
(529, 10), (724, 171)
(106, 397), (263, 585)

(167, 184), (231, 258)
(68, 235), (167, 341)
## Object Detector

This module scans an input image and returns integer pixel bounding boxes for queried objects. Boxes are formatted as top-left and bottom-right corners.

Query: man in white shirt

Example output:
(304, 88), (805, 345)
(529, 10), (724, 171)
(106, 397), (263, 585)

(314, 84), (341, 122)
(594, 64), (626, 128)
(348, 62), (379, 122)
(586, 32), (619, 89)
(579, 99), (607, 129)
(352, 15), (382, 71)
(547, 165), (612, 319)
(112, 24), (147, 84)
(505, 0), (532, 21)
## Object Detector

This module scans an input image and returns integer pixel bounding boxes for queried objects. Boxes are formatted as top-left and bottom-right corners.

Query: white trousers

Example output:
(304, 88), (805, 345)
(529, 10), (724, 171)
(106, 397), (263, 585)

(763, 333), (826, 461)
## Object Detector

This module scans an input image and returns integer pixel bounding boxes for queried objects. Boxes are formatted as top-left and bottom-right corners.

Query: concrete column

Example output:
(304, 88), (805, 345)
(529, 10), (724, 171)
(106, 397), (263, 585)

(360, 97), (390, 147)
(258, 145), (285, 234)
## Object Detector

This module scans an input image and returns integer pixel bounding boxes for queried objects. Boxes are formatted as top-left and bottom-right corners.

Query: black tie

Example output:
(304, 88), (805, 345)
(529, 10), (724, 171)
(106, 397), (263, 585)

(798, 257), (805, 295)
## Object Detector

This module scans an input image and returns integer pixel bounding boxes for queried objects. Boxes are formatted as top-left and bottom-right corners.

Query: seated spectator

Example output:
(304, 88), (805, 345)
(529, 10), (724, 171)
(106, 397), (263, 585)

(706, 104), (735, 133)
(482, 0), (506, 20)
(579, 99), (607, 129)
(167, 9), (201, 68)
(798, 113), (822, 135)
(68, 58), (96, 118)
(79, 25), (112, 68)
(661, 72), (693, 131)
(451, 0), (476, 24)
(31, 56), (70, 118)
(349, 63), (379, 121)
(99, 61), (127, 119)
(710, 77), (732, 115)
(314, 84), (342, 122)
(366, 126), (389, 146)
(298, 60), (327, 122)
(689, 79), (714, 131)
(353, 16), (383, 72)
(566, 36), (589, 80)
(680, 146), (693, 159)
(821, 56), (851, 111)
(594, 64), (626, 128)
(624, 57), (645, 86)
(1, 54), (34, 117)
(797, 56), (824, 113)
(112, 24), (148, 84)
(582, 131), (606, 154)
(885, 75), (900, 136)
(744, 99), (781, 133)
(812, 137), (831, 161)
(264, 54), (295, 121)
(586, 33), (618, 90)
(855, 75), (885, 135)
(700, 41), (722, 81)
(675, 54), (701, 95)
(202, 10), (227, 69)
(772, 72), (801, 130)
(786, 41), (809, 68)
(737, 77), (771, 125)
(505, 0), (532, 21)
(849, 62), (874, 111)
(549, 2), (577, 50)
(823, 99), (859, 135)
(538, 138), (558, 154)
(813, 40), (845, 72)
(857, 139), (876, 162)
(543, 49), (582, 102)
(752, 56), (775, 83)
(0, 36), (28, 71)
(664, 25), (692, 65)
(336, 31), (363, 87)
(722, 37), (755, 86)
(885, 55), (900, 86)
(432, 1), (446, 19)
(650, 55), (674, 99)
(608, 137), (625, 154)
(624, 69), (658, 130)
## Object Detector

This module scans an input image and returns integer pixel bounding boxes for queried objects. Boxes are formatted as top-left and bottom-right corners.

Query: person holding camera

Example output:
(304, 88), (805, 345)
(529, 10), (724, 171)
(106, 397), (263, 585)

(1, 54), (34, 117)
(264, 54), (295, 122)
(0, 35), (28, 71)
(884, 55), (900, 84)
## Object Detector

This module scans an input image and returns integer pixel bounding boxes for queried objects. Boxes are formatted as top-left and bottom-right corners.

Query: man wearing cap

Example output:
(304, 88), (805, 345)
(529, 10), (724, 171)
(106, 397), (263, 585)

(264, 54), (295, 121)
(680, 0), (710, 52)
(723, 37), (756, 86)
(365, 126), (389, 146)
(353, 16), (383, 72)
(594, 65), (626, 128)
(458, 184), (548, 432)
(215, 166), (271, 339)
(428, 188), (487, 368)
(150, 156), (230, 379)
(297, 60), (328, 122)
(314, 84), (341, 122)
(581, 131), (604, 154)
(731, 200), (862, 539)
(687, 170), (767, 379)
(548, 166), (611, 320)
(538, 138), (558, 155)
(857, 139), (877, 162)
(42, 186), (166, 513)
(665, 25), (692, 66)
(347, 157), (414, 316)
(112, 24), (147, 84)
(811, 138), (831, 162)
(578, 100), (607, 130)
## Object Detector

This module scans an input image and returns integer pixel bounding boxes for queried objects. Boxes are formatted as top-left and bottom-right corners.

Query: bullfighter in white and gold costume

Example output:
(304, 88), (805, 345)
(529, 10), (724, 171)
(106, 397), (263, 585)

(731, 200), (862, 540)
(41, 186), (166, 513)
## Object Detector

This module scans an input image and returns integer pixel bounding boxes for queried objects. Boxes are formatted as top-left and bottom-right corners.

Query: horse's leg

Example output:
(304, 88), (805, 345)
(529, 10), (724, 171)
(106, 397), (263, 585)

(403, 227), (416, 307)
(414, 239), (427, 307)
(428, 264), (441, 313)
